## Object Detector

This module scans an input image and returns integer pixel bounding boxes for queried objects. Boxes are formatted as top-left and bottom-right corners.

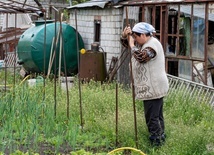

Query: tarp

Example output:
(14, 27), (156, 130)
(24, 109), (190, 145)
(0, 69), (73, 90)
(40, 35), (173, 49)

(2, 14), (33, 30)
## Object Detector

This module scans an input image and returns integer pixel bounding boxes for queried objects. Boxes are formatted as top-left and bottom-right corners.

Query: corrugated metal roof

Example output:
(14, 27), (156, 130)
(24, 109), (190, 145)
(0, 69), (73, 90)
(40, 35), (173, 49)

(119, 0), (214, 6)
(67, 0), (214, 9)
(67, 0), (111, 9)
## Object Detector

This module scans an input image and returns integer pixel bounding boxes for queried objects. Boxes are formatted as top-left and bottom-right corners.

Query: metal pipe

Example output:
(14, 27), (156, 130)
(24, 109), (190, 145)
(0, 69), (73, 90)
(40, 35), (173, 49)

(43, 11), (47, 100)
(126, 6), (138, 149)
(204, 2), (209, 85)
(59, 11), (70, 120)
(115, 83), (118, 147)
(75, 9), (84, 129)
(54, 11), (57, 118)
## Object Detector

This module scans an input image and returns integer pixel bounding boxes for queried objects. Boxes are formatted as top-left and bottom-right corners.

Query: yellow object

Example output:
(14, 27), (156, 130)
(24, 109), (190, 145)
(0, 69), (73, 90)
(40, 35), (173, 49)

(19, 75), (31, 85)
(80, 48), (86, 54)
(108, 147), (146, 155)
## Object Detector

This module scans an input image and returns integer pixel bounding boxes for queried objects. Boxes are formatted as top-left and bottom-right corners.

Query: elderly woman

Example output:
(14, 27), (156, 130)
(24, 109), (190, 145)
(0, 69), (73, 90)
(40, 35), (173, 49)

(121, 22), (169, 146)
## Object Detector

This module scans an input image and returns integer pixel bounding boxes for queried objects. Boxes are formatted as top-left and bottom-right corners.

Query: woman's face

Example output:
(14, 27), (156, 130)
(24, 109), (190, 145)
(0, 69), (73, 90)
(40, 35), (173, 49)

(132, 33), (147, 45)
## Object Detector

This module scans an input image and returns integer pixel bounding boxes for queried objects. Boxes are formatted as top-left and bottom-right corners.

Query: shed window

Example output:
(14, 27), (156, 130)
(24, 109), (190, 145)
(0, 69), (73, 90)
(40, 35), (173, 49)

(94, 20), (101, 42)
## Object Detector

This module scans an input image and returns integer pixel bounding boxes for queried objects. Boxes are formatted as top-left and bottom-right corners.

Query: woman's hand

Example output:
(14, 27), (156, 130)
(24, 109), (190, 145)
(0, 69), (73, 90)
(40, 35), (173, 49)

(128, 36), (135, 48)
(122, 26), (132, 38)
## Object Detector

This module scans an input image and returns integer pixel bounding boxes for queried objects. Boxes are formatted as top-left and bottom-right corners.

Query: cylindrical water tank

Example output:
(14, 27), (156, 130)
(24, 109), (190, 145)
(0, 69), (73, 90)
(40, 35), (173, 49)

(17, 20), (84, 75)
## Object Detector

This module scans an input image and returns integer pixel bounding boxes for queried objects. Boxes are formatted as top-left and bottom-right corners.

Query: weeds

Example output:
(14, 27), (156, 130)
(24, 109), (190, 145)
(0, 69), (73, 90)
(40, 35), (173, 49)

(0, 73), (213, 154)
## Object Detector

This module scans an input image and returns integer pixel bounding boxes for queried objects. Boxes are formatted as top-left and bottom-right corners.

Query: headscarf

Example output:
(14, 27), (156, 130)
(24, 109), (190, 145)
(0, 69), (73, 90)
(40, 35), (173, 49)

(132, 22), (156, 35)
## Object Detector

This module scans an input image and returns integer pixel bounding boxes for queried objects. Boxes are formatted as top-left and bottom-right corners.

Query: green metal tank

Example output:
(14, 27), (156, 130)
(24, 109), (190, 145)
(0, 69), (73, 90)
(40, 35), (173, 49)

(17, 20), (84, 75)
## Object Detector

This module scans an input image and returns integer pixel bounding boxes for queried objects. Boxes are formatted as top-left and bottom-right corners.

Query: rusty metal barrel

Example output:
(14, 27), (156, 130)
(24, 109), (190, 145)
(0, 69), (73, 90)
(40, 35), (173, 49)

(79, 51), (107, 82)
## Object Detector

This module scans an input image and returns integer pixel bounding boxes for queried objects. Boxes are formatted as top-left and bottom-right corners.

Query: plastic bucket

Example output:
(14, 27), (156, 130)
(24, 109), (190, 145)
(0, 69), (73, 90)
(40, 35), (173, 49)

(61, 76), (74, 90)
(27, 76), (44, 87)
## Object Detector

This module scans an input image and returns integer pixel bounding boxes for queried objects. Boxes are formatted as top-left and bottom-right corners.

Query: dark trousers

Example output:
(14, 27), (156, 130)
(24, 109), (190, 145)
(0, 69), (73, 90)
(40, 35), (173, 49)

(143, 97), (164, 136)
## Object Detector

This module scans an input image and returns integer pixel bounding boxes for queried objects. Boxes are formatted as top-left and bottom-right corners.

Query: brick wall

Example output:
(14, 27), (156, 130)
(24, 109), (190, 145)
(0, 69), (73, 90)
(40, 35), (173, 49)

(69, 7), (139, 69)
(69, 8), (121, 68)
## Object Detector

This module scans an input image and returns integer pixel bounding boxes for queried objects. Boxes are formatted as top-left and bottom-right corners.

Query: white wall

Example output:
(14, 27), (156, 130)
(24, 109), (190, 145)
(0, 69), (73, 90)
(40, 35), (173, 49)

(69, 8), (123, 68)
(0, 14), (3, 31)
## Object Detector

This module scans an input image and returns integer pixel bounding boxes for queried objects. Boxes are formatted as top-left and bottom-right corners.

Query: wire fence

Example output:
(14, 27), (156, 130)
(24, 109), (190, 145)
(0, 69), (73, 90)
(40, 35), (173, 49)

(167, 74), (214, 108)
(2, 52), (20, 68)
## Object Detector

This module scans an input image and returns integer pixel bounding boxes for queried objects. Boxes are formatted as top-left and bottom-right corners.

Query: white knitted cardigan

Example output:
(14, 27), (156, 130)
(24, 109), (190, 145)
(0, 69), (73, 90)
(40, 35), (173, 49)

(131, 37), (169, 101)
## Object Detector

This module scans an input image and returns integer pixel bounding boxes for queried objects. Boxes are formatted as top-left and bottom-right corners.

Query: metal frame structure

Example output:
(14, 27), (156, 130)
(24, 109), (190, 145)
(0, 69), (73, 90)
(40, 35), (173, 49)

(0, 0), (73, 119)
(0, 0), (46, 93)
(0, 0), (68, 66)
(0, 0), (45, 61)
(119, 0), (214, 86)
(0, 0), (44, 13)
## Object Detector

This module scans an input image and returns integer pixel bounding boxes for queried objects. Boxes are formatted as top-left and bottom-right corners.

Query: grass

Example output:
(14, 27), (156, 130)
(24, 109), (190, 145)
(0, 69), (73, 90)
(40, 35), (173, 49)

(0, 71), (214, 155)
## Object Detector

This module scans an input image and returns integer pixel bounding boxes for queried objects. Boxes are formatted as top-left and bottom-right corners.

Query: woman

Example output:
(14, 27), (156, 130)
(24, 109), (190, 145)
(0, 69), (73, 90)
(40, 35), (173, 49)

(121, 22), (169, 146)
